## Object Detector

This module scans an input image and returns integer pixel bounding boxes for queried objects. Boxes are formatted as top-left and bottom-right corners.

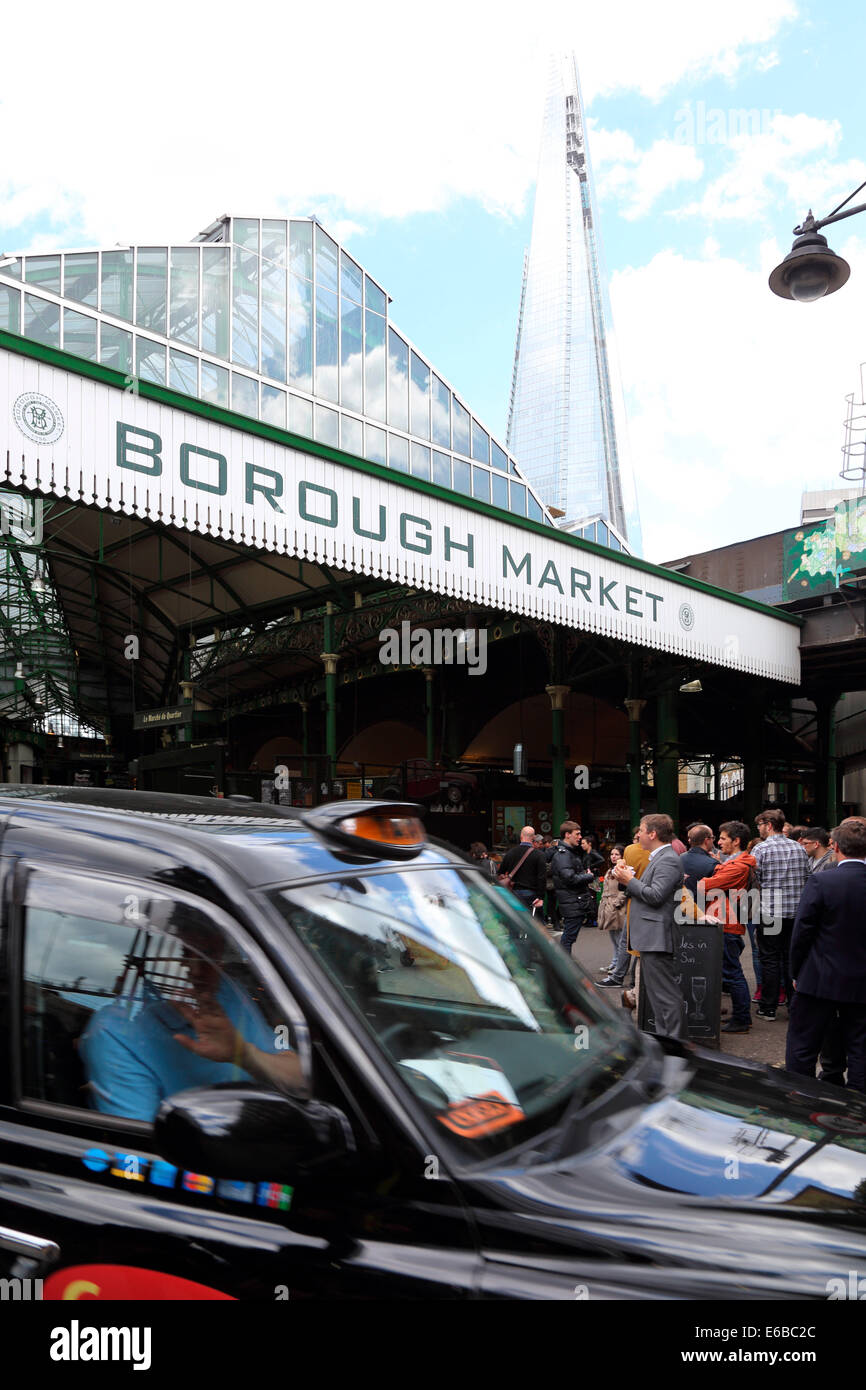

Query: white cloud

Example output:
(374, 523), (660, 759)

(0, 0), (798, 248)
(592, 129), (704, 219)
(674, 114), (866, 226)
(574, 0), (798, 102)
(610, 235), (866, 563)
(589, 128), (642, 164)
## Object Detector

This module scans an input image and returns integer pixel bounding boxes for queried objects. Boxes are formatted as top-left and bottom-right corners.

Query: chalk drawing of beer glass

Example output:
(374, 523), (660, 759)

(691, 976), (707, 1021)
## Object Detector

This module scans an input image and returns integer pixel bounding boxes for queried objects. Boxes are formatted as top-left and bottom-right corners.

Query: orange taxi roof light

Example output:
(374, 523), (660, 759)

(304, 798), (428, 858)
(340, 813), (426, 848)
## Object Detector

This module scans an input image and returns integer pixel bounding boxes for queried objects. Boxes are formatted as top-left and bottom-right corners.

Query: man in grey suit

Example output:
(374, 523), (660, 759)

(613, 813), (687, 1040)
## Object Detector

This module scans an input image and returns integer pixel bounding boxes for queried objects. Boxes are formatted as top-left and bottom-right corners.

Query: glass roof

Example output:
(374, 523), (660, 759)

(0, 215), (551, 526)
(0, 493), (102, 736)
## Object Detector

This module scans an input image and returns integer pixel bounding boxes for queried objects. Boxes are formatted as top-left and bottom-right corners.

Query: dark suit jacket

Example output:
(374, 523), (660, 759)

(790, 861), (866, 1002)
(624, 844), (684, 954)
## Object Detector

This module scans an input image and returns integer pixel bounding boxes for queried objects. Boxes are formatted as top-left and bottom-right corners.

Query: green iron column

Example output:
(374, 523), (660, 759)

(624, 656), (645, 831)
(742, 712), (765, 829)
(321, 605), (339, 780)
(299, 699), (309, 777)
(546, 684), (570, 832)
(423, 668), (435, 763)
(624, 698), (646, 830)
(654, 682), (680, 822)
(816, 693), (841, 828)
(178, 641), (194, 746)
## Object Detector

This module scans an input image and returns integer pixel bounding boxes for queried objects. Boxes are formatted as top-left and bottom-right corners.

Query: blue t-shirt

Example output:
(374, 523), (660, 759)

(80, 977), (276, 1122)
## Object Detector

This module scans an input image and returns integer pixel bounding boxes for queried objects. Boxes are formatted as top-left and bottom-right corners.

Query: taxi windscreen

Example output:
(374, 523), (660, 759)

(270, 867), (640, 1157)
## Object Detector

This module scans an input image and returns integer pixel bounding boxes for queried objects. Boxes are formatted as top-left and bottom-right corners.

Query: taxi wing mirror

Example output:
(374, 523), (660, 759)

(154, 1084), (357, 1181)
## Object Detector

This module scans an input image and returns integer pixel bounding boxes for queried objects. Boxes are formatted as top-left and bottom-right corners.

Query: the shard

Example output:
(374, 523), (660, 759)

(508, 54), (641, 553)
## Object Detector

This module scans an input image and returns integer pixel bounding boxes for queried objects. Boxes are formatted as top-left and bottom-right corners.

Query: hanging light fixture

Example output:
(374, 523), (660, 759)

(512, 742), (527, 776)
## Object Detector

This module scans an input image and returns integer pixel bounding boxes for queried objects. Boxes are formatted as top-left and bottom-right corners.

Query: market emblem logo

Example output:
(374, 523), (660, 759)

(678, 601), (696, 632)
(13, 391), (64, 444)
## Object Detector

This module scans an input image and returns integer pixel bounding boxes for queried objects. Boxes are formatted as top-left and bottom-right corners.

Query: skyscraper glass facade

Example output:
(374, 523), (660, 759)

(507, 55), (642, 552)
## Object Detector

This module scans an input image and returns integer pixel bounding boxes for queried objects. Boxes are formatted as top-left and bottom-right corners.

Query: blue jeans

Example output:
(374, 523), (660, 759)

(608, 923), (636, 984)
(723, 934), (752, 1025)
(607, 927), (622, 971)
(747, 923), (762, 988)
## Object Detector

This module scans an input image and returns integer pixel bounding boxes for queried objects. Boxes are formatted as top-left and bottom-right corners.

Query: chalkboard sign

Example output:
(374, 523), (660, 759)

(637, 923), (724, 1046)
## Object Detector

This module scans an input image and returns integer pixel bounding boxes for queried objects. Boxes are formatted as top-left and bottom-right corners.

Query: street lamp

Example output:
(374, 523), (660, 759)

(770, 178), (866, 301)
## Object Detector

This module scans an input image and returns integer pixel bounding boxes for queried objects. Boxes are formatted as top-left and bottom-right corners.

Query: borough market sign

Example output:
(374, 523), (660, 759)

(0, 336), (800, 684)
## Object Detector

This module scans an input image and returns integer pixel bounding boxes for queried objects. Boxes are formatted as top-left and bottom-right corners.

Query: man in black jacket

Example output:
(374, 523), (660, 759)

(498, 826), (546, 913)
(786, 820), (866, 1092)
(552, 820), (595, 958)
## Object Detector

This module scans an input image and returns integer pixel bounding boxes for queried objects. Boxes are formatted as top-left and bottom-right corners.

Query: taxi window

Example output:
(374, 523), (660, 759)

(19, 870), (302, 1123)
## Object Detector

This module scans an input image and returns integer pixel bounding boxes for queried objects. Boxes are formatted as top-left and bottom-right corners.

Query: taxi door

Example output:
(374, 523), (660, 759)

(0, 858), (482, 1300)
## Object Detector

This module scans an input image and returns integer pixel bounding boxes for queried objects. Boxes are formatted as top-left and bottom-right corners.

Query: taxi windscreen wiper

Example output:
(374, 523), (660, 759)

(535, 1032), (667, 1163)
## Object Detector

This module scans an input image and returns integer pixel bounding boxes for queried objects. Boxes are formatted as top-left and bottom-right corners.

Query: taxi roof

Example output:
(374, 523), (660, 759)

(0, 785), (456, 889)
(0, 784), (306, 824)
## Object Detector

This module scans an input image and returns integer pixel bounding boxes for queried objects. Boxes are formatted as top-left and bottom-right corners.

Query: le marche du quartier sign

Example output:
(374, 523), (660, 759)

(0, 343), (800, 683)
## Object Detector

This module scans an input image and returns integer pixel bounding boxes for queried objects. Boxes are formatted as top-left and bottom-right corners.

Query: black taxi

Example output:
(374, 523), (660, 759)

(1, 785), (866, 1301)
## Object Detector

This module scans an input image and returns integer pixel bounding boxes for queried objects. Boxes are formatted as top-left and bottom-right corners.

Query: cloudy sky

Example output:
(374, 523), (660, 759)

(3, 0), (865, 562)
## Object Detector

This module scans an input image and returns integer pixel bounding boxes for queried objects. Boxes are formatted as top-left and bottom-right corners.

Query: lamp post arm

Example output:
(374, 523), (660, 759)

(795, 178), (866, 236)
(804, 202), (866, 234)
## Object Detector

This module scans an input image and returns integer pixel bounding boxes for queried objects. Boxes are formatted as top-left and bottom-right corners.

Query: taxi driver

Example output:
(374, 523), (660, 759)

(80, 918), (303, 1123)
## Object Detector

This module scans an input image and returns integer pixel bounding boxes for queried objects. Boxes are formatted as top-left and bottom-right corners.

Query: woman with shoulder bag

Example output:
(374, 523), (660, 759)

(596, 844), (628, 979)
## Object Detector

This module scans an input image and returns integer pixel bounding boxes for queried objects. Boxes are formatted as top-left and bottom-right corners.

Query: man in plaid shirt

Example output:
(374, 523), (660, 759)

(753, 809), (811, 1019)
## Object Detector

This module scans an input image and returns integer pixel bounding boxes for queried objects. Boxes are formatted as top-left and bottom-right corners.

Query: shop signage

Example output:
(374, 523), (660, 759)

(132, 705), (193, 731)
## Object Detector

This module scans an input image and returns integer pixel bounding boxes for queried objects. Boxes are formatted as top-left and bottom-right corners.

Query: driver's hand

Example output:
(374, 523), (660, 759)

(174, 996), (239, 1063)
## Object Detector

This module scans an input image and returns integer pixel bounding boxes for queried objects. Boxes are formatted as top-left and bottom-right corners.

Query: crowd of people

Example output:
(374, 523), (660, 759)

(470, 809), (866, 1095)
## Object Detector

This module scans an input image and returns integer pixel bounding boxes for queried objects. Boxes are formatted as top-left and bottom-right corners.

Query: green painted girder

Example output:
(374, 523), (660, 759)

(130, 520), (260, 628)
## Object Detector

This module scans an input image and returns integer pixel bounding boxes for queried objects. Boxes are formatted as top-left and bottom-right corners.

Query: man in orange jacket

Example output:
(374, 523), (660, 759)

(697, 820), (757, 1033)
